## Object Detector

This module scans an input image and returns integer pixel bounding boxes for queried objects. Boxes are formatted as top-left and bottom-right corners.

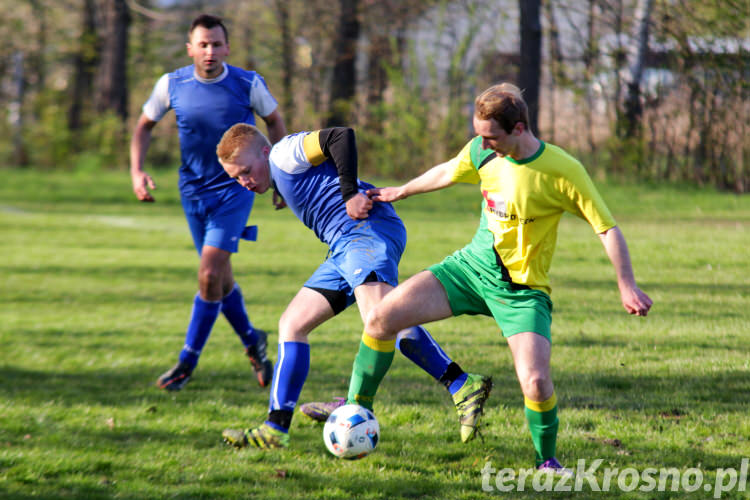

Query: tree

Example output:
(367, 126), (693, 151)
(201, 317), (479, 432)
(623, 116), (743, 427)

(10, 51), (27, 165)
(273, 0), (295, 128)
(622, 0), (654, 138)
(95, 0), (130, 120)
(519, 0), (542, 134)
(327, 0), (360, 127)
(69, 0), (99, 132)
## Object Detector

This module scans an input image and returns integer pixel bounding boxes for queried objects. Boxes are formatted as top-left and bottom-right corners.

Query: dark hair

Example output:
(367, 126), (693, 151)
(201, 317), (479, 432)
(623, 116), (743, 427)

(189, 14), (228, 43)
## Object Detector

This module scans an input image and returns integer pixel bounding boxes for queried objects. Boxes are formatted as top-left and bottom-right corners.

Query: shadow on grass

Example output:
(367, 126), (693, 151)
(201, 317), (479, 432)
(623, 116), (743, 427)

(0, 363), (271, 409)
(0, 263), (310, 284)
(1, 356), (747, 414)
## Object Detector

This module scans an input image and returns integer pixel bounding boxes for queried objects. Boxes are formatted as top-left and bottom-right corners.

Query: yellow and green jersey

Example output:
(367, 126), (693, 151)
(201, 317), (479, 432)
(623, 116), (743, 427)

(446, 137), (616, 295)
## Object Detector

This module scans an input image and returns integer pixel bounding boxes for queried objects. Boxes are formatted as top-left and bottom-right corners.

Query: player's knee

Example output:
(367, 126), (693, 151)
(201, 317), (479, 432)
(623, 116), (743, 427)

(198, 266), (222, 288)
(277, 312), (308, 342)
(521, 373), (552, 402)
(364, 306), (391, 336)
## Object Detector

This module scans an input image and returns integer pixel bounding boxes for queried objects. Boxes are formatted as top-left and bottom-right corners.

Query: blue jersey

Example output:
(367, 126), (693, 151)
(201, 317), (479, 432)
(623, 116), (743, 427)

(143, 63), (278, 199)
(269, 132), (401, 246)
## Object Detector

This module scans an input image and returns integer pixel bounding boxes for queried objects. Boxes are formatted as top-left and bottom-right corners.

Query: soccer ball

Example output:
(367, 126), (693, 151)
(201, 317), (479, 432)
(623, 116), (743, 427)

(323, 404), (379, 459)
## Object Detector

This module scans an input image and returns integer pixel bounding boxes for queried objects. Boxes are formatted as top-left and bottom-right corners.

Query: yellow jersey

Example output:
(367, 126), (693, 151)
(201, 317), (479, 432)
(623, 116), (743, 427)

(446, 137), (616, 295)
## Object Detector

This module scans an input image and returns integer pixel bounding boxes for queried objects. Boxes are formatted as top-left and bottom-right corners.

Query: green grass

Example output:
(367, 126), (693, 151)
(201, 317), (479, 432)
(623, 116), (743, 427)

(0, 167), (748, 499)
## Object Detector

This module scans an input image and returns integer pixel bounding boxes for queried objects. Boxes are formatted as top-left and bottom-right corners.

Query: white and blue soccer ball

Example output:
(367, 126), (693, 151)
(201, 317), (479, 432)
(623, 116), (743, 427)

(323, 404), (379, 459)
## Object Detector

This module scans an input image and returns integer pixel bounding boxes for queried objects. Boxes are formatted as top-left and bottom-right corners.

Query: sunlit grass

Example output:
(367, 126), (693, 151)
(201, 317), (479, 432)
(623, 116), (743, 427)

(0, 168), (748, 499)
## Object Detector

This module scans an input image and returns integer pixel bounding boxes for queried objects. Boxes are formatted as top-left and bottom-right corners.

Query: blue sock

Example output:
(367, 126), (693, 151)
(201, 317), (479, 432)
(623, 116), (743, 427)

(448, 373), (469, 396)
(221, 283), (259, 347)
(396, 326), (454, 381)
(264, 421), (289, 433)
(268, 342), (310, 413)
(178, 294), (222, 368)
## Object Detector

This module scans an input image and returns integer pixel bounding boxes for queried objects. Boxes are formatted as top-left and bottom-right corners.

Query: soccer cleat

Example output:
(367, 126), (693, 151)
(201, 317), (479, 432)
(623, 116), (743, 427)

(452, 373), (493, 443)
(222, 423), (289, 450)
(156, 361), (193, 391)
(537, 457), (574, 476)
(245, 329), (273, 387)
(298, 397), (347, 422)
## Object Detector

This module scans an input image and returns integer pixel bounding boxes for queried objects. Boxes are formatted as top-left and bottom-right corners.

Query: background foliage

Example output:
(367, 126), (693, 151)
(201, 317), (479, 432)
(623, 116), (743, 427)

(0, 0), (747, 190)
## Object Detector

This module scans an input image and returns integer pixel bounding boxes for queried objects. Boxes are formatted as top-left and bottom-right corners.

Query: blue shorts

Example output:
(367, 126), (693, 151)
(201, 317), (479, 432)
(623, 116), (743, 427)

(304, 218), (407, 313)
(181, 186), (254, 255)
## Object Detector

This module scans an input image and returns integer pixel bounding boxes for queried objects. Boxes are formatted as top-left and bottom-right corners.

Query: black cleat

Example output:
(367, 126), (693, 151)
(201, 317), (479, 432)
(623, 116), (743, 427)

(157, 361), (193, 391)
(245, 329), (273, 387)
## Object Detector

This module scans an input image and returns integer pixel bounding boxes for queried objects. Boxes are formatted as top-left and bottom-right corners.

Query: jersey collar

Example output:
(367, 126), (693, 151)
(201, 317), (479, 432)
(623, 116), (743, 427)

(193, 63), (229, 84)
(505, 141), (546, 165)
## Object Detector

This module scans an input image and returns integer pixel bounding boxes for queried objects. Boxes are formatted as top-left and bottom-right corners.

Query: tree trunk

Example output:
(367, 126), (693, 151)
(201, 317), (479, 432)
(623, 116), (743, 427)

(365, 31), (391, 131)
(544, 0), (564, 144)
(96, 0), (130, 120)
(29, 0), (47, 96)
(274, 0), (295, 129)
(623, 0), (654, 138)
(11, 51), (28, 166)
(327, 0), (360, 127)
(69, 0), (99, 131)
(519, 0), (542, 135)
(584, 0), (597, 152)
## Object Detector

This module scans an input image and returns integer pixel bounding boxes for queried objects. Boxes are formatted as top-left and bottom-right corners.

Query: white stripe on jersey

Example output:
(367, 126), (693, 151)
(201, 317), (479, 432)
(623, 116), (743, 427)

(269, 133), (315, 175)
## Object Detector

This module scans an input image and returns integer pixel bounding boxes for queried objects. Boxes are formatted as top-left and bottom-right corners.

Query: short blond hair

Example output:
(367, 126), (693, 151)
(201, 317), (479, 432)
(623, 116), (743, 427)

(216, 123), (270, 163)
(474, 83), (529, 133)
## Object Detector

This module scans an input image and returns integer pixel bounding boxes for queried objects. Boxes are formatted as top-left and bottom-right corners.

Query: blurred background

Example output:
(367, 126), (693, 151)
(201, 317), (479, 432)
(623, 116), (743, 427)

(1, 0), (747, 191)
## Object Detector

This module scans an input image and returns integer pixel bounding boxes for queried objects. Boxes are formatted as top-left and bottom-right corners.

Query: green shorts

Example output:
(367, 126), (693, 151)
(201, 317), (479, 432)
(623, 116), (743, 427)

(428, 252), (552, 340)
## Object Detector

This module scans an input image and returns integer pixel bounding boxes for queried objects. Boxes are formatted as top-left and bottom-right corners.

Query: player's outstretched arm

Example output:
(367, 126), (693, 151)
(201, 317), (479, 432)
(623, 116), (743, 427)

(130, 113), (158, 202)
(367, 161), (456, 203)
(598, 226), (653, 316)
(262, 109), (287, 144)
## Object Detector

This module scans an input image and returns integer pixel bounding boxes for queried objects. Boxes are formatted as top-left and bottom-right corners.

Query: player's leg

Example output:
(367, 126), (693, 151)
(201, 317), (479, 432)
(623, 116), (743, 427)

(396, 326), (468, 395)
(351, 280), (481, 404)
(492, 287), (566, 472)
(507, 332), (567, 473)
(481, 286), (568, 473)
(205, 188), (272, 384)
(166, 246), (228, 384)
(224, 258), (350, 449)
(330, 220), (459, 411)
(348, 271), (455, 409)
(361, 269), (493, 442)
(331, 223), (492, 439)
(218, 260), (272, 387)
(198, 188), (273, 386)
(223, 286), (336, 449)
(157, 199), (223, 391)
(301, 284), (483, 429)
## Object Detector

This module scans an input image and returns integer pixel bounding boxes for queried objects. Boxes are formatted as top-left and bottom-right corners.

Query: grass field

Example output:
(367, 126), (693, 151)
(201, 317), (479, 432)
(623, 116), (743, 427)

(0, 167), (748, 499)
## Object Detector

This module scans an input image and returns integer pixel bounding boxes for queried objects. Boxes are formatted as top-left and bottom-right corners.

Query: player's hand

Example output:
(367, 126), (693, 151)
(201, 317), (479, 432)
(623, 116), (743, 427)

(366, 186), (405, 202)
(346, 192), (373, 220)
(272, 189), (287, 210)
(132, 170), (156, 202)
(620, 285), (653, 316)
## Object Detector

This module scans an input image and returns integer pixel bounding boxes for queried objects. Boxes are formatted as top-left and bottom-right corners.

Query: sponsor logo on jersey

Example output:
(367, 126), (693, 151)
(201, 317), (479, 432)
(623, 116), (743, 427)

(482, 190), (535, 224)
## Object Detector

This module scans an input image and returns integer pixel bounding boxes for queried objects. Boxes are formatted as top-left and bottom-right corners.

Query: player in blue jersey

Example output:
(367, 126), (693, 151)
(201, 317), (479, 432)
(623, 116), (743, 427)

(215, 124), (492, 449)
(129, 14), (287, 391)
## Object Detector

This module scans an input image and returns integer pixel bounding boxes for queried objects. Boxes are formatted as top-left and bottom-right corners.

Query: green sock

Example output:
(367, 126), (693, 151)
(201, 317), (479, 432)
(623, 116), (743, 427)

(346, 332), (396, 410)
(525, 393), (559, 466)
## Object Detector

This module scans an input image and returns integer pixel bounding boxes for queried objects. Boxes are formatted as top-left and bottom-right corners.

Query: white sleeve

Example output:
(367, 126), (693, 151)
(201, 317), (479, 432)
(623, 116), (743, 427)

(248, 74), (278, 118)
(142, 74), (171, 122)
(269, 133), (313, 174)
